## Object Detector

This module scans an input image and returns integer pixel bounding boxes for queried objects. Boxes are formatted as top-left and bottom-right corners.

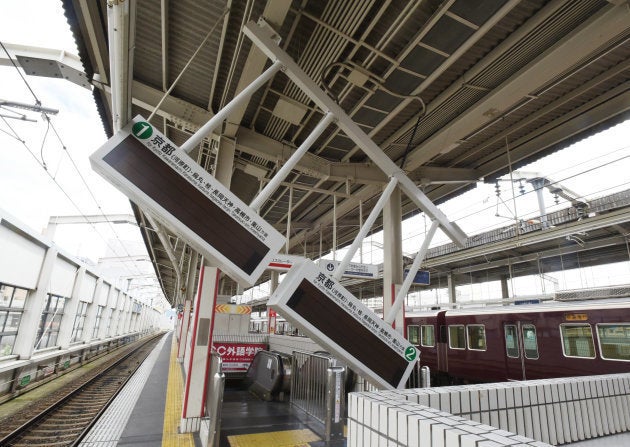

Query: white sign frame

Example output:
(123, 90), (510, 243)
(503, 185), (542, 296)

(90, 115), (285, 287)
(268, 259), (418, 389)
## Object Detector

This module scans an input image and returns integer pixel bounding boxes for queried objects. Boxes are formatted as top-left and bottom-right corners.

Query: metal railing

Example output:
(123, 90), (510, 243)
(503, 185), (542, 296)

(290, 351), (345, 441)
(204, 350), (225, 447)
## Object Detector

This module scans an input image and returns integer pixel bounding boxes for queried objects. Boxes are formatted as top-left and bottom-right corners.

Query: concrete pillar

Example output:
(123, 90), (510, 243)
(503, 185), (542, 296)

(382, 187), (404, 332)
(447, 273), (457, 306)
(13, 247), (58, 358)
(500, 274), (510, 303)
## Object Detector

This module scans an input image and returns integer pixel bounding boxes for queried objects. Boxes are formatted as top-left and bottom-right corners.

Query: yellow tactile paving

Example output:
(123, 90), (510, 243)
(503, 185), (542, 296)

(162, 336), (195, 447)
(227, 428), (321, 447)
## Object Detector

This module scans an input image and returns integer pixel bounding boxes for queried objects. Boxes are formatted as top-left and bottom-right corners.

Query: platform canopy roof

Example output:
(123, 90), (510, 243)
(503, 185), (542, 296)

(62, 0), (630, 305)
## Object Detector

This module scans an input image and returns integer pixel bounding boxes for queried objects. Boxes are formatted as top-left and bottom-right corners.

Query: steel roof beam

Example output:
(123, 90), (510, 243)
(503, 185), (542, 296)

(244, 19), (467, 247)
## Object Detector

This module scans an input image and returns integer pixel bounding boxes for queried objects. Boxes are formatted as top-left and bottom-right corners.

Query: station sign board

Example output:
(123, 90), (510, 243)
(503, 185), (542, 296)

(268, 254), (305, 272)
(404, 269), (430, 285)
(90, 116), (285, 287)
(318, 259), (378, 279)
(268, 259), (419, 389)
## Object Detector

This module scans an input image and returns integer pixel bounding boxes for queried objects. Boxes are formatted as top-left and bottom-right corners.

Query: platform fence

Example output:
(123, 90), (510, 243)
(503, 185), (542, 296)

(290, 350), (345, 441)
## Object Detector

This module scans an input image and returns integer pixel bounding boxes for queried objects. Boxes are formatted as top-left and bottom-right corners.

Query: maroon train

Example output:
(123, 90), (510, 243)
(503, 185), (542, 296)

(404, 299), (630, 385)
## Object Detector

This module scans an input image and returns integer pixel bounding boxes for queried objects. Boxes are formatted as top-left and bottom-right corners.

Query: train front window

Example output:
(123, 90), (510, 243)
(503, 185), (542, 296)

(505, 325), (519, 358)
(421, 325), (435, 347)
(560, 324), (595, 359)
(448, 325), (466, 350)
(597, 324), (630, 361)
(522, 324), (539, 359)
(467, 325), (486, 351)
(407, 325), (420, 346)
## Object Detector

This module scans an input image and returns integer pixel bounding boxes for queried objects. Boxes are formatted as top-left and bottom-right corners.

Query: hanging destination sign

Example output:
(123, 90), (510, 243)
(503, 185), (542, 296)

(268, 259), (419, 390)
(90, 115), (285, 287)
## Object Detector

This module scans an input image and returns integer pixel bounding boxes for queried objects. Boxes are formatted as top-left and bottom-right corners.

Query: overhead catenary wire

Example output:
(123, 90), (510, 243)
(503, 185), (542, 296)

(0, 42), (149, 278)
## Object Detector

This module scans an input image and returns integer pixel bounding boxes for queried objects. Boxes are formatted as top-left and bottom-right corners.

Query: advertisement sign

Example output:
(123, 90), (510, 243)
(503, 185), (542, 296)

(214, 342), (266, 372)
(90, 115), (285, 287)
(268, 259), (419, 390)
(318, 259), (378, 279)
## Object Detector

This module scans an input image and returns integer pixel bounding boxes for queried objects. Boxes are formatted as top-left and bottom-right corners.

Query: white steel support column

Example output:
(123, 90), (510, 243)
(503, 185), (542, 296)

(382, 188), (404, 332)
(333, 177), (398, 280)
(82, 279), (103, 343)
(180, 61), (283, 154)
(385, 220), (439, 325)
(181, 133), (236, 433)
(58, 266), (86, 349)
(13, 247), (58, 358)
(99, 287), (116, 340)
(178, 298), (192, 361)
(243, 20), (467, 247)
(178, 250), (198, 361)
(250, 112), (335, 211)
(107, 0), (135, 132)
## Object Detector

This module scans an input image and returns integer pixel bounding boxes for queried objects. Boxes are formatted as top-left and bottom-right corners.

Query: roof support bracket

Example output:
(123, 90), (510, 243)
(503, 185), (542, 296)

(244, 19), (467, 247)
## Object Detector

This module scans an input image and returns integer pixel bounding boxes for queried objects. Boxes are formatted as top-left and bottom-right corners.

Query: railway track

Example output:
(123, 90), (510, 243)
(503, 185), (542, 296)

(0, 333), (164, 446)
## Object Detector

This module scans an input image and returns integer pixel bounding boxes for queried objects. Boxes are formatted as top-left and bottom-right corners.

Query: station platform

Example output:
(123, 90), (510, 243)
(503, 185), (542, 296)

(81, 332), (339, 447)
(80, 332), (629, 446)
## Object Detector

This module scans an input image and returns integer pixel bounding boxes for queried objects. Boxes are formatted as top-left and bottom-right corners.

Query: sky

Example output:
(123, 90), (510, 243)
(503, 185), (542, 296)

(0, 1), (166, 308)
(1, 1), (629, 309)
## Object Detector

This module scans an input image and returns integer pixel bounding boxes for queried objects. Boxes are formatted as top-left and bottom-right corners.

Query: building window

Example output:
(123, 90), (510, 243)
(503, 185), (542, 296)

(34, 293), (67, 350)
(522, 324), (539, 359)
(407, 325), (420, 345)
(421, 325), (435, 347)
(92, 306), (104, 339)
(448, 325), (466, 349)
(597, 324), (630, 361)
(0, 283), (28, 357)
(561, 324), (595, 358)
(467, 325), (486, 351)
(71, 301), (88, 343)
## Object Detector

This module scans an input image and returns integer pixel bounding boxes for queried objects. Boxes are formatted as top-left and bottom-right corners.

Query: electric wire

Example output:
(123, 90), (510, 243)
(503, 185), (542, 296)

(0, 41), (149, 280)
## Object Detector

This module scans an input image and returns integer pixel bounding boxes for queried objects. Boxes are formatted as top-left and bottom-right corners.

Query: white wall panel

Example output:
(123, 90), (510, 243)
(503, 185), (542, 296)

(97, 283), (110, 306)
(80, 273), (97, 302)
(49, 257), (78, 297)
(0, 223), (46, 288)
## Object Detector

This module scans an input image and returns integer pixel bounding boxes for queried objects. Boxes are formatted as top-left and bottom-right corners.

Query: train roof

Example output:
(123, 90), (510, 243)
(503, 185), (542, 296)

(406, 298), (630, 318)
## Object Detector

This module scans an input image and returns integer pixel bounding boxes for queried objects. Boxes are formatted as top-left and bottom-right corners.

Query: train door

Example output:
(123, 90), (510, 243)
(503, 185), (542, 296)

(504, 322), (539, 380)
(436, 311), (448, 375)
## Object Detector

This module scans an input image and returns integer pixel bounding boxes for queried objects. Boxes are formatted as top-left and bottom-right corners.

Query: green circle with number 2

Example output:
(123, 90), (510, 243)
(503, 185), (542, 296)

(404, 346), (417, 361)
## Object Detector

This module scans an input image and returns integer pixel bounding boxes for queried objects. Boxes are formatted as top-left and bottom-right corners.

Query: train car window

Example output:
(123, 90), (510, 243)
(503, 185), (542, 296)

(421, 325), (435, 347)
(448, 325), (466, 350)
(560, 324), (595, 359)
(522, 325), (539, 359)
(467, 325), (486, 351)
(407, 325), (420, 346)
(597, 324), (630, 361)
(505, 325), (519, 358)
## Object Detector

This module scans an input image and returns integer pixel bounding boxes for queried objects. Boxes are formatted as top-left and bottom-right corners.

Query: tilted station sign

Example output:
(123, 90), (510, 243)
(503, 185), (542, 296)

(90, 116), (285, 287)
(268, 259), (419, 390)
